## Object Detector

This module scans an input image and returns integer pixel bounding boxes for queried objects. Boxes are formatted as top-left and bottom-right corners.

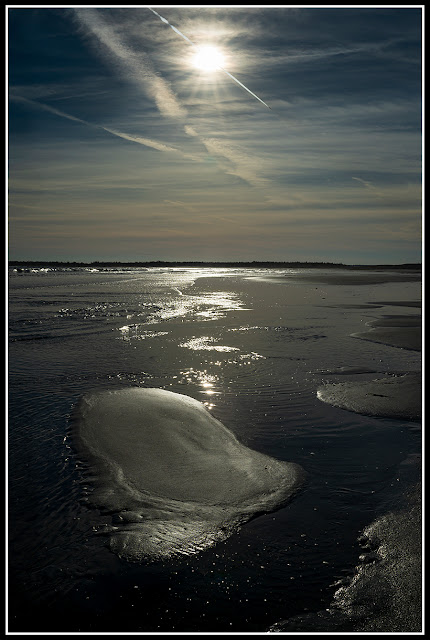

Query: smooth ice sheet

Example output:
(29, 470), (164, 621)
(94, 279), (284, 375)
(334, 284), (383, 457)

(73, 388), (305, 561)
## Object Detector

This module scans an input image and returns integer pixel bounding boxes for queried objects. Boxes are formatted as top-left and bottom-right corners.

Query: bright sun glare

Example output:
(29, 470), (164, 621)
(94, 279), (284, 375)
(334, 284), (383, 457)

(193, 46), (225, 72)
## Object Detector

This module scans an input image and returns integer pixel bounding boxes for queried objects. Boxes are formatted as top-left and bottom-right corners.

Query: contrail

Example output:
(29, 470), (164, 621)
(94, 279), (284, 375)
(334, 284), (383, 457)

(148, 7), (271, 110)
(74, 8), (186, 119)
(9, 95), (187, 154)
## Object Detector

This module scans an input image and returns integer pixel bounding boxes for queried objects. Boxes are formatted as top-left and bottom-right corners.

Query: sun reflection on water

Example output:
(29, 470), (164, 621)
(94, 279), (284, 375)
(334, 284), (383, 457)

(179, 336), (240, 352)
(178, 367), (221, 407)
(117, 325), (169, 341)
(142, 290), (250, 324)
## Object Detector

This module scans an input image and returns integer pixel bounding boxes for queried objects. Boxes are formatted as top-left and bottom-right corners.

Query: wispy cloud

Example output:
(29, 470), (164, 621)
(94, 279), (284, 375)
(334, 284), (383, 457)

(148, 7), (271, 110)
(13, 10), (271, 191)
(72, 9), (275, 189)
(198, 136), (268, 188)
(73, 8), (186, 119)
(102, 127), (182, 154)
(183, 124), (269, 188)
(352, 176), (376, 189)
(184, 125), (199, 137)
(9, 94), (188, 156)
(9, 7), (422, 263)
(10, 94), (264, 189)
(262, 38), (411, 68)
(163, 199), (197, 214)
(10, 94), (89, 125)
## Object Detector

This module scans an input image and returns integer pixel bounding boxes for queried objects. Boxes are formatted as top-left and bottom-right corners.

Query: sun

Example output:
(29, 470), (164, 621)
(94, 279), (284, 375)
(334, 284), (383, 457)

(192, 46), (225, 72)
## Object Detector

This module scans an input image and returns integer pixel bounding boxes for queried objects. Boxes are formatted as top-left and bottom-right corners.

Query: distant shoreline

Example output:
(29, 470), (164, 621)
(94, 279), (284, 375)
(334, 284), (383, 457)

(8, 261), (422, 271)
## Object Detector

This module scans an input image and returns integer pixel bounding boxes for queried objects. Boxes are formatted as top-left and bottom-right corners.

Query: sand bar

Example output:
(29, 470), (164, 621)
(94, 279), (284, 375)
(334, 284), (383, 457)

(352, 314), (421, 351)
(317, 372), (421, 421)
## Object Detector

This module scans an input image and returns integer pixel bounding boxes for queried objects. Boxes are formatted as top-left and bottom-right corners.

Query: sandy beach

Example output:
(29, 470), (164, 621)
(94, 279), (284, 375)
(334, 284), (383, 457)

(9, 265), (422, 633)
(352, 314), (421, 351)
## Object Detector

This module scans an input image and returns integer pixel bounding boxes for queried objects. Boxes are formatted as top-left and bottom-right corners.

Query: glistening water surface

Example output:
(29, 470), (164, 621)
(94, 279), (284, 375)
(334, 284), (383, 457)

(8, 266), (422, 632)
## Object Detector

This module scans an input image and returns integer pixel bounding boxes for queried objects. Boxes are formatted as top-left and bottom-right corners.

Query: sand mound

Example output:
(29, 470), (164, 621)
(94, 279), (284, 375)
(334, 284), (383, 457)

(73, 388), (305, 561)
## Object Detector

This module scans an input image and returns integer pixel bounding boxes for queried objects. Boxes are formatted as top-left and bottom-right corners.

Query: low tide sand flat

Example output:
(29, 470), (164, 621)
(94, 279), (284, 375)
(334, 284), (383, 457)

(73, 387), (305, 561)
(371, 300), (421, 308)
(317, 372), (421, 421)
(352, 314), (421, 351)
(9, 265), (422, 632)
(270, 478), (421, 633)
(332, 482), (422, 632)
(254, 270), (422, 287)
(311, 285), (422, 631)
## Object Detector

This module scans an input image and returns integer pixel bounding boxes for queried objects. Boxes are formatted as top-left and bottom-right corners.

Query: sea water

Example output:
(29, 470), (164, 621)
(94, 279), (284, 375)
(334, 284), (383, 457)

(8, 266), (422, 632)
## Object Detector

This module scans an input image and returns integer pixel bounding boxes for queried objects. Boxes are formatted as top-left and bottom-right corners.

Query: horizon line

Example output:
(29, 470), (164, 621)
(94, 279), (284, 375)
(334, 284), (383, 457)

(8, 260), (422, 268)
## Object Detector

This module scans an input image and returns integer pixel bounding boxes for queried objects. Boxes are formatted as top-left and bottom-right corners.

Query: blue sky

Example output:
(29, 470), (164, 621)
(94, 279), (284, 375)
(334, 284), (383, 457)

(8, 6), (423, 263)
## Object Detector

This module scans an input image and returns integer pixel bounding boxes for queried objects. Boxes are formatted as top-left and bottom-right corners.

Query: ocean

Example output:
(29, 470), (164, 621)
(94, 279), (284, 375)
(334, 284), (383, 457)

(8, 265), (422, 633)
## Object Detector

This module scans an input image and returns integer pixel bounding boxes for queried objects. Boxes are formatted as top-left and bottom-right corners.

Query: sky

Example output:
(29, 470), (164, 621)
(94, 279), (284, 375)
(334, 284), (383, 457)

(8, 5), (423, 264)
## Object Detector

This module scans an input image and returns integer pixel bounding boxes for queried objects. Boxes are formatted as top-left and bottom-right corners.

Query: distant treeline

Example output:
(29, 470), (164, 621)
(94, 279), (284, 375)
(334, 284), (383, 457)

(9, 260), (422, 270)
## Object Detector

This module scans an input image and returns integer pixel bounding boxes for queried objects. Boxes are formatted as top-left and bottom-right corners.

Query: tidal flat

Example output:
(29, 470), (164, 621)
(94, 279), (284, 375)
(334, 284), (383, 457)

(8, 264), (422, 632)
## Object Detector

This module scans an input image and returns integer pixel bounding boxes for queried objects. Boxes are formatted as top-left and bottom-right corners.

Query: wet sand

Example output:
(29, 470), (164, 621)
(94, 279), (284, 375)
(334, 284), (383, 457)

(317, 372), (421, 421)
(270, 473), (422, 633)
(9, 265), (422, 633)
(195, 269), (422, 422)
(352, 314), (421, 351)
(264, 268), (422, 632)
(371, 300), (421, 308)
(250, 269), (421, 287)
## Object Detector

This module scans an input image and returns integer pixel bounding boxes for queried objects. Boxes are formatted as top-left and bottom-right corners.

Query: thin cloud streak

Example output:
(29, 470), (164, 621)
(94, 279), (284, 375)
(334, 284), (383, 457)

(263, 37), (411, 68)
(198, 136), (269, 188)
(8, 7), (422, 263)
(182, 124), (269, 188)
(72, 10), (271, 184)
(147, 7), (271, 110)
(10, 94), (265, 184)
(148, 8), (195, 46)
(73, 8), (186, 119)
(10, 94), (88, 125)
(66, 10), (275, 190)
(102, 127), (182, 154)
(352, 176), (376, 189)
(10, 95), (185, 155)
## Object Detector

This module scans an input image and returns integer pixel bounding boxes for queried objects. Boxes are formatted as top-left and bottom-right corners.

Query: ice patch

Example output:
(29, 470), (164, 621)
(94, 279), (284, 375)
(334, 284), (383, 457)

(73, 388), (305, 562)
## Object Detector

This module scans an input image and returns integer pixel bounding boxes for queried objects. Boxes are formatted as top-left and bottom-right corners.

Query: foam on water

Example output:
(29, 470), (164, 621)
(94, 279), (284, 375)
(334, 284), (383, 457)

(73, 387), (305, 562)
